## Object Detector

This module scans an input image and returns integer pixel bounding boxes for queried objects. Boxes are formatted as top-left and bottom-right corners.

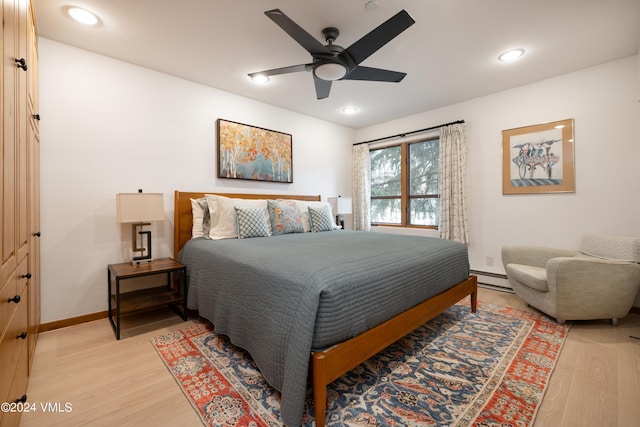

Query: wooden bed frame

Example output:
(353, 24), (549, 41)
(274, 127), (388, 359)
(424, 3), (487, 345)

(173, 190), (477, 427)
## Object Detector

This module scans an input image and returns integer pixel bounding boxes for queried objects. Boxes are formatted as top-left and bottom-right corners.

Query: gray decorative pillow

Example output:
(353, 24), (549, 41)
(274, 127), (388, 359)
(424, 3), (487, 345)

(235, 207), (270, 239)
(308, 206), (334, 232)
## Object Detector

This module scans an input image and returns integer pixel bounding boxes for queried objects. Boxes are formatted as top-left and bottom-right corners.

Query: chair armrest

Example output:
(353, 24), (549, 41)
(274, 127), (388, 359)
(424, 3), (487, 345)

(547, 257), (640, 295)
(502, 246), (576, 269)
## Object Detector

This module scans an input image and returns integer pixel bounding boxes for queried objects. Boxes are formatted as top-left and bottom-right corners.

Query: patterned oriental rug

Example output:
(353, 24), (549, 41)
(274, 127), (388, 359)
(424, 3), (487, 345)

(151, 301), (569, 427)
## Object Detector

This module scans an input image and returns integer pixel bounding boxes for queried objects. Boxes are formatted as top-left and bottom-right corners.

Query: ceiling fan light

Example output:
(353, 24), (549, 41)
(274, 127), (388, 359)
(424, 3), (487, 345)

(314, 63), (348, 81)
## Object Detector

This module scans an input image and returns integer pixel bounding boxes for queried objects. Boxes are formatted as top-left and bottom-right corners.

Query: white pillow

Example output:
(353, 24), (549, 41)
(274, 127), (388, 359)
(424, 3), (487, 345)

(205, 195), (272, 240)
(190, 197), (209, 239)
(295, 200), (339, 232)
(190, 196), (220, 239)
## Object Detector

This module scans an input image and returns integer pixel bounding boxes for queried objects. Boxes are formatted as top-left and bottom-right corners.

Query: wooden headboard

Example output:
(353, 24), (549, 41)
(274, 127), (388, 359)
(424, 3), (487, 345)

(173, 191), (321, 259)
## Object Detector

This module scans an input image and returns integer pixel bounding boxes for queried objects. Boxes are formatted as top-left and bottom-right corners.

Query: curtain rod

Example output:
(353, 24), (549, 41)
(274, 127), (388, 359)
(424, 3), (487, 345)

(353, 119), (465, 146)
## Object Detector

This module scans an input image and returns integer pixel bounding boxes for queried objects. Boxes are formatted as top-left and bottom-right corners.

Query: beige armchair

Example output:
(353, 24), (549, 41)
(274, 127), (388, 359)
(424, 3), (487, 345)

(502, 233), (640, 325)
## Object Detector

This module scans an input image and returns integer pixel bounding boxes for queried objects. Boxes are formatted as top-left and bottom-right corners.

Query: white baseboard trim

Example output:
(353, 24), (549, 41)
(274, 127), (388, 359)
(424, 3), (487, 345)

(478, 283), (515, 293)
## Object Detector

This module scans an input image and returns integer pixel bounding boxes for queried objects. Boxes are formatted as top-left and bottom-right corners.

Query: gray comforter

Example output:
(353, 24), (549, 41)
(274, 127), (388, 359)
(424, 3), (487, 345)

(180, 231), (469, 426)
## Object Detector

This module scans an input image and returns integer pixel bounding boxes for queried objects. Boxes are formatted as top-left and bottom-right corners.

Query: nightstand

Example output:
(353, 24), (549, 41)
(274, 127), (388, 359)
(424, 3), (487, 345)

(107, 257), (187, 339)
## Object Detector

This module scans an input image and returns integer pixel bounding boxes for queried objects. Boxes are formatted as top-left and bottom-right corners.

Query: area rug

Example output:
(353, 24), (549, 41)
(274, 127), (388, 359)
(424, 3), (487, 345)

(150, 301), (569, 427)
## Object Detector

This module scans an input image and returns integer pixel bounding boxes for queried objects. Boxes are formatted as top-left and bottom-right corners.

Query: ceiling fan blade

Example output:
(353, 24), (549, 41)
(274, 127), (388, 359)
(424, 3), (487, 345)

(344, 66), (407, 82)
(265, 9), (331, 55)
(248, 64), (311, 78)
(345, 9), (415, 65)
(313, 75), (332, 99)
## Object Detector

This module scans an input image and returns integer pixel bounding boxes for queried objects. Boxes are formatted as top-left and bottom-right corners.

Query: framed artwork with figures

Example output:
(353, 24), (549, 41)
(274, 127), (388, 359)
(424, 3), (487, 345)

(502, 118), (575, 195)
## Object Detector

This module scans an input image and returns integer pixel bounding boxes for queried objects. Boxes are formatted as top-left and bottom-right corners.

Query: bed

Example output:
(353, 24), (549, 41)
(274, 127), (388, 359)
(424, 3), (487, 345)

(174, 191), (477, 427)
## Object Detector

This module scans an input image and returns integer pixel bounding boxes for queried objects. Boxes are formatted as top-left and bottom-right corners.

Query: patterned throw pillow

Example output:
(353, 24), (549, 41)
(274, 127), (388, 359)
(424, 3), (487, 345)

(296, 200), (339, 232)
(235, 207), (270, 239)
(308, 206), (335, 232)
(267, 200), (304, 235)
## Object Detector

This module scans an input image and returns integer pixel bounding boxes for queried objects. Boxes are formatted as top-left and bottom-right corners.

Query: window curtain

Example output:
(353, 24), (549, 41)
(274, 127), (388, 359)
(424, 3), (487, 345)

(352, 144), (371, 231)
(439, 123), (469, 244)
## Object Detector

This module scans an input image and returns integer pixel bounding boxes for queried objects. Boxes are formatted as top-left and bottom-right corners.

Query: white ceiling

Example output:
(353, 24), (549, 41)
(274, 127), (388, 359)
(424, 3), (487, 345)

(34, 0), (640, 129)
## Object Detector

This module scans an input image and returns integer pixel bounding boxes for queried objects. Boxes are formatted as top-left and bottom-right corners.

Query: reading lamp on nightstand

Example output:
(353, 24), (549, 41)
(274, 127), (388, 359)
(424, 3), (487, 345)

(328, 196), (352, 229)
(116, 190), (164, 264)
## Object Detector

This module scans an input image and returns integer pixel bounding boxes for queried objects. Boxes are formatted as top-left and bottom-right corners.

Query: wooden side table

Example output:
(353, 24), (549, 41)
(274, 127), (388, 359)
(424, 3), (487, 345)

(107, 257), (187, 339)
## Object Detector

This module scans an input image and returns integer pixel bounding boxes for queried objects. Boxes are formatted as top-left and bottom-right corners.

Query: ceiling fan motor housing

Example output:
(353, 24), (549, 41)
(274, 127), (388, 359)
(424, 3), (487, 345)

(321, 27), (340, 44)
(312, 37), (356, 81)
(250, 8), (415, 98)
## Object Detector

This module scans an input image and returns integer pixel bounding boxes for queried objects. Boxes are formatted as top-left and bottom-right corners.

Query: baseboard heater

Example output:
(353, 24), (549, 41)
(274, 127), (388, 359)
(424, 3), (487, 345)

(470, 270), (514, 293)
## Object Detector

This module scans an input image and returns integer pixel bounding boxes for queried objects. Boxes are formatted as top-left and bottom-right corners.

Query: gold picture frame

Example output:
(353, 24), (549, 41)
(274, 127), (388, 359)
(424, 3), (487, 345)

(502, 118), (575, 195)
(217, 119), (293, 183)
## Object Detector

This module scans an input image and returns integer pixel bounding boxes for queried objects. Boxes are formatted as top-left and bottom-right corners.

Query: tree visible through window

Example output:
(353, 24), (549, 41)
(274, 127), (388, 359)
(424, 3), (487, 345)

(370, 138), (440, 227)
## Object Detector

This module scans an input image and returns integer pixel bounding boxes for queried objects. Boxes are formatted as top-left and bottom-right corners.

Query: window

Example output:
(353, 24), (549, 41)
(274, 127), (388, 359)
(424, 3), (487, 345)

(370, 137), (440, 228)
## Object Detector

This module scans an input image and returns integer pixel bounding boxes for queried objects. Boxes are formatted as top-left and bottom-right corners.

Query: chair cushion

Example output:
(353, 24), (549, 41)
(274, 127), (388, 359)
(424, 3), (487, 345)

(579, 233), (640, 263)
(506, 264), (548, 292)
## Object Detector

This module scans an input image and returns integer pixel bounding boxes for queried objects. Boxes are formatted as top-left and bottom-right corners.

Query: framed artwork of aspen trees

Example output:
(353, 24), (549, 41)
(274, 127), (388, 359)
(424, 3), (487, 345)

(217, 119), (293, 183)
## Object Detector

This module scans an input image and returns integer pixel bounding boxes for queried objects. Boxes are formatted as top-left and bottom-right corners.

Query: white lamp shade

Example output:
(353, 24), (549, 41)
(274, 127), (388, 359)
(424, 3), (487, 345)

(116, 193), (164, 223)
(328, 197), (352, 215)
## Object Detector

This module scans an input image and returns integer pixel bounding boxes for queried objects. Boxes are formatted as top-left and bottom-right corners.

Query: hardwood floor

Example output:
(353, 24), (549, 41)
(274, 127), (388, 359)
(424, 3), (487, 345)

(20, 288), (640, 427)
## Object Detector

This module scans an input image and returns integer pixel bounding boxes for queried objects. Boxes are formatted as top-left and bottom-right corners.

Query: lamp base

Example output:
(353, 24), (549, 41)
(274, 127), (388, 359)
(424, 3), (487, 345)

(131, 224), (153, 264)
(130, 257), (154, 265)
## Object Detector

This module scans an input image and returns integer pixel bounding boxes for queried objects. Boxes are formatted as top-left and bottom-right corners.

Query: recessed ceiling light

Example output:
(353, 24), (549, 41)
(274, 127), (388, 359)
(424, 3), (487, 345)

(365, 1), (380, 11)
(498, 49), (525, 62)
(67, 7), (99, 26)
(341, 106), (358, 114)
(250, 74), (270, 84)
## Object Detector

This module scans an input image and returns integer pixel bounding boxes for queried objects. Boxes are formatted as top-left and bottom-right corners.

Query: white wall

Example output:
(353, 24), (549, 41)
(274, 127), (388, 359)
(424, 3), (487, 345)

(40, 36), (640, 322)
(357, 55), (640, 306)
(39, 38), (355, 323)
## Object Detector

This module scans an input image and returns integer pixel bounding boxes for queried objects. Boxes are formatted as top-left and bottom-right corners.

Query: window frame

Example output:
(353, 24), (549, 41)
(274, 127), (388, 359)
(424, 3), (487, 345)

(370, 136), (440, 229)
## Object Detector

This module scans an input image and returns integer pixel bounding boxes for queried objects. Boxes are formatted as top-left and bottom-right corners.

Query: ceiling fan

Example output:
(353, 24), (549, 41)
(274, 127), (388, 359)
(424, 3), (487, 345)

(248, 9), (415, 100)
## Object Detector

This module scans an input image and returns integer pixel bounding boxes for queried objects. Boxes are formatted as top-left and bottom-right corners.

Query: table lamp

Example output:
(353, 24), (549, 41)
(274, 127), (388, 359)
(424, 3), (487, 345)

(328, 196), (352, 229)
(116, 190), (164, 264)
